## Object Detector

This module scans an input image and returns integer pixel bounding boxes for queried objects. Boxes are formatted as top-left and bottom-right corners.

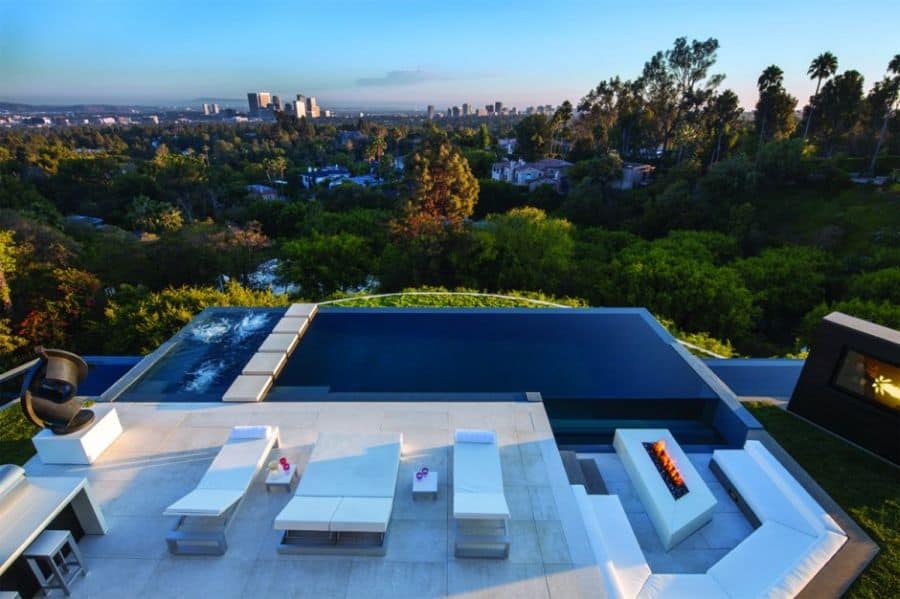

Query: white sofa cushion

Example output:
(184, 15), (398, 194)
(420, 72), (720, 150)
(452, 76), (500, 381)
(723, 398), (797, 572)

(638, 574), (728, 599)
(297, 432), (402, 499)
(330, 497), (394, 533)
(274, 496), (341, 531)
(744, 441), (844, 536)
(590, 494), (652, 599)
(708, 521), (819, 599)
(571, 485), (651, 599)
(454, 429), (496, 444)
(774, 529), (846, 597)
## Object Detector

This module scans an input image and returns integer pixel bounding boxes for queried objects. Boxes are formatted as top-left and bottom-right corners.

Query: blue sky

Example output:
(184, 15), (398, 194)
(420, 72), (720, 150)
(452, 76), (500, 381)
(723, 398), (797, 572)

(1, 0), (898, 110)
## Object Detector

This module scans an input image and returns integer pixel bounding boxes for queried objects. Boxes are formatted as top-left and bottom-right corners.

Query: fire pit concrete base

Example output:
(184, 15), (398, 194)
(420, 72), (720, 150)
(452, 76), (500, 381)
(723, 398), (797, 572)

(614, 428), (717, 550)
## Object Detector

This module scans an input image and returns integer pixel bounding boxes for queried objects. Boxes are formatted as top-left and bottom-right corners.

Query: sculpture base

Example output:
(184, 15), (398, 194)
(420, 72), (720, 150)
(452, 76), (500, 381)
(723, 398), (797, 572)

(48, 409), (95, 435)
(33, 405), (122, 465)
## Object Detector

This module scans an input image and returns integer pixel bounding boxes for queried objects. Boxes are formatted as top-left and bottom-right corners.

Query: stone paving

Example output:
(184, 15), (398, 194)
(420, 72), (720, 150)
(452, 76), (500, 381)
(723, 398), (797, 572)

(23, 401), (601, 598)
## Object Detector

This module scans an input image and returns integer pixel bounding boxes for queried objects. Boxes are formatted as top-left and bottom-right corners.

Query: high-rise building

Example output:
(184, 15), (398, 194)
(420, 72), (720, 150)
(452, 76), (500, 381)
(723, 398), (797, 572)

(447, 108), (452, 118)
(452, 106), (461, 118)
(485, 104), (494, 115)
(247, 93), (260, 113)
(273, 95), (283, 111)
(202, 103), (211, 116)
(427, 105), (435, 119)
(494, 101), (503, 114)
(247, 92), (272, 114)
(211, 104), (220, 114)
(462, 103), (470, 116)
(293, 100), (307, 118)
(306, 96), (320, 118)
(545, 104), (553, 114)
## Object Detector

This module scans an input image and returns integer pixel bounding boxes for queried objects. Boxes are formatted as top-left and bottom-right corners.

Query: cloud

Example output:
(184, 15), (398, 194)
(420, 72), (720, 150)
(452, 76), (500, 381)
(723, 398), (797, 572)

(356, 69), (446, 87)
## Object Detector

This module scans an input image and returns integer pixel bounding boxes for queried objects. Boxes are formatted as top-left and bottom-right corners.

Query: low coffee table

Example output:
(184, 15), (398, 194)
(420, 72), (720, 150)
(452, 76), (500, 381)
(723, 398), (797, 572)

(613, 428), (717, 550)
(266, 465), (298, 492)
(412, 470), (438, 501)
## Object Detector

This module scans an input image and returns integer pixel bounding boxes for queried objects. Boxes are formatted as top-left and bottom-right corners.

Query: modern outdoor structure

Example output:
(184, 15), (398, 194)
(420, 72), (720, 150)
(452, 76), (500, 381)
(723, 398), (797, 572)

(789, 311), (900, 465)
(0, 305), (883, 597)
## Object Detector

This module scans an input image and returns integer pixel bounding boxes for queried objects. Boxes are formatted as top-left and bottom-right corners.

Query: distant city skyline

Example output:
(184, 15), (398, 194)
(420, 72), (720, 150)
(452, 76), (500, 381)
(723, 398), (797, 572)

(2, 0), (898, 110)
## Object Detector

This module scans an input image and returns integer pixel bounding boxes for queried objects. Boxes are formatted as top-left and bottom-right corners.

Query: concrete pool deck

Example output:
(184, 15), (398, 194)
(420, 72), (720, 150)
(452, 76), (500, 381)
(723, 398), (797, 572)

(21, 401), (604, 598)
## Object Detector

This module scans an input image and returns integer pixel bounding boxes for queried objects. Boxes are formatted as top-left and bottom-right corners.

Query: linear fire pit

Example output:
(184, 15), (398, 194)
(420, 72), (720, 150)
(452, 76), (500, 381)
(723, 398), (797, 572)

(614, 428), (717, 550)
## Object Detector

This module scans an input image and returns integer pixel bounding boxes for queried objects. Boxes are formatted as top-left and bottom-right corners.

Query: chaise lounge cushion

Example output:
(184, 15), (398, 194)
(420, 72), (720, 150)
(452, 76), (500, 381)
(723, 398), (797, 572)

(229, 425), (272, 440)
(453, 492), (510, 521)
(297, 432), (402, 499)
(454, 429), (496, 444)
(453, 434), (510, 520)
(330, 497), (394, 533)
(637, 574), (728, 599)
(197, 435), (277, 492)
(164, 489), (245, 517)
(273, 496), (341, 531)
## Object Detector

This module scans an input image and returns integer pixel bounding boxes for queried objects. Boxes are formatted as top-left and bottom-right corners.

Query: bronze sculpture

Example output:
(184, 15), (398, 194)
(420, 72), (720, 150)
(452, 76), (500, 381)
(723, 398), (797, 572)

(20, 347), (95, 435)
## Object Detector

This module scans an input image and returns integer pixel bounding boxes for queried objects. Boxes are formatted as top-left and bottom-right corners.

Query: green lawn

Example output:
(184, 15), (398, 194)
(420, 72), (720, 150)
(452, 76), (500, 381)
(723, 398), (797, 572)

(0, 402), (39, 466)
(746, 402), (899, 599)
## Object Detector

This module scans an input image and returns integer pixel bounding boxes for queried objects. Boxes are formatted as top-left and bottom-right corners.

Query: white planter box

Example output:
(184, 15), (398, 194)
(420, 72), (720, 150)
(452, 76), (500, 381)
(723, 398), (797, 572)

(32, 405), (122, 465)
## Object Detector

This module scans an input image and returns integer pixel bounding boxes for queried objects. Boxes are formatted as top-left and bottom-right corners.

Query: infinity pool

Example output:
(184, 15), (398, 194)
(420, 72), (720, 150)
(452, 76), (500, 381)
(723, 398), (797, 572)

(269, 308), (718, 399)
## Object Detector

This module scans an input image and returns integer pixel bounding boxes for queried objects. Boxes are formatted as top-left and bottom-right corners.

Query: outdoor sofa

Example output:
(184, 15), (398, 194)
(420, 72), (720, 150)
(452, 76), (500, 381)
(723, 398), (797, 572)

(572, 437), (848, 598)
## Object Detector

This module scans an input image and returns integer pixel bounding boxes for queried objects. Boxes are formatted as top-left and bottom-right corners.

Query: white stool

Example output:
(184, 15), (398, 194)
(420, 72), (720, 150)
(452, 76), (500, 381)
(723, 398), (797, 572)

(23, 530), (87, 597)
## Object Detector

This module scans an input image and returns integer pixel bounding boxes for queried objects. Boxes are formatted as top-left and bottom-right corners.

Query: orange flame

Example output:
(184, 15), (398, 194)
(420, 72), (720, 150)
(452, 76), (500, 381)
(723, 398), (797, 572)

(651, 439), (684, 486)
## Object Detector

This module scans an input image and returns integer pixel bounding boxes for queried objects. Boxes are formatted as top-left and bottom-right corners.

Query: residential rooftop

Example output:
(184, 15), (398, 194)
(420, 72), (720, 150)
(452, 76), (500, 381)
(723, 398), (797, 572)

(1, 303), (884, 598)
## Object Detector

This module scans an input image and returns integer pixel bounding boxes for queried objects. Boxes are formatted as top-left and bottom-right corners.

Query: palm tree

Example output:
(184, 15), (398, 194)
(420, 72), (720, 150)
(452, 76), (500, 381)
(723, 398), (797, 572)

(802, 52), (838, 141)
(756, 65), (784, 148)
(869, 54), (900, 176)
(707, 90), (742, 165)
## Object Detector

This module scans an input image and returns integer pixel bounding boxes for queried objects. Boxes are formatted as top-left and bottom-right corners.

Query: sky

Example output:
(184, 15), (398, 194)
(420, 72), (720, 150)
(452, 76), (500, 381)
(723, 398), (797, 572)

(1, 0), (898, 111)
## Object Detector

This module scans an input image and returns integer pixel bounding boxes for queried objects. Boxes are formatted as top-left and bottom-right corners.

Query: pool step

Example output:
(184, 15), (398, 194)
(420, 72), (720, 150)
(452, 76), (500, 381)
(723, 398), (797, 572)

(224, 303), (318, 403)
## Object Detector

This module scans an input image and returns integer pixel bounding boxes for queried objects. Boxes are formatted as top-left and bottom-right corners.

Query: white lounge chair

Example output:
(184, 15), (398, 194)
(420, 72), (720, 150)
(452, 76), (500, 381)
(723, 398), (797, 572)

(274, 432), (402, 555)
(164, 425), (279, 555)
(453, 429), (511, 558)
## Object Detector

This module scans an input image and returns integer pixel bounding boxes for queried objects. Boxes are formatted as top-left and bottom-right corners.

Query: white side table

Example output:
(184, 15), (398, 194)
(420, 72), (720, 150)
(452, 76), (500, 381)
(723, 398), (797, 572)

(412, 470), (438, 501)
(32, 405), (122, 465)
(265, 465), (298, 492)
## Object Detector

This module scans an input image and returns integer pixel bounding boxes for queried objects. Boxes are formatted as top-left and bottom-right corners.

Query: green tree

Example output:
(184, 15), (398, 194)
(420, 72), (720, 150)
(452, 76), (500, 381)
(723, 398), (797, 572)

(397, 130), (479, 236)
(487, 207), (574, 292)
(802, 52), (839, 141)
(262, 156), (288, 184)
(755, 65), (798, 147)
(734, 246), (832, 345)
(280, 233), (372, 298)
(868, 54), (900, 175)
(800, 298), (900, 348)
(847, 267), (900, 304)
(514, 114), (553, 161)
(363, 136), (387, 163)
(127, 195), (184, 233)
(810, 70), (865, 156)
(100, 282), (286, 354)
(706, 90), (743, 165)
